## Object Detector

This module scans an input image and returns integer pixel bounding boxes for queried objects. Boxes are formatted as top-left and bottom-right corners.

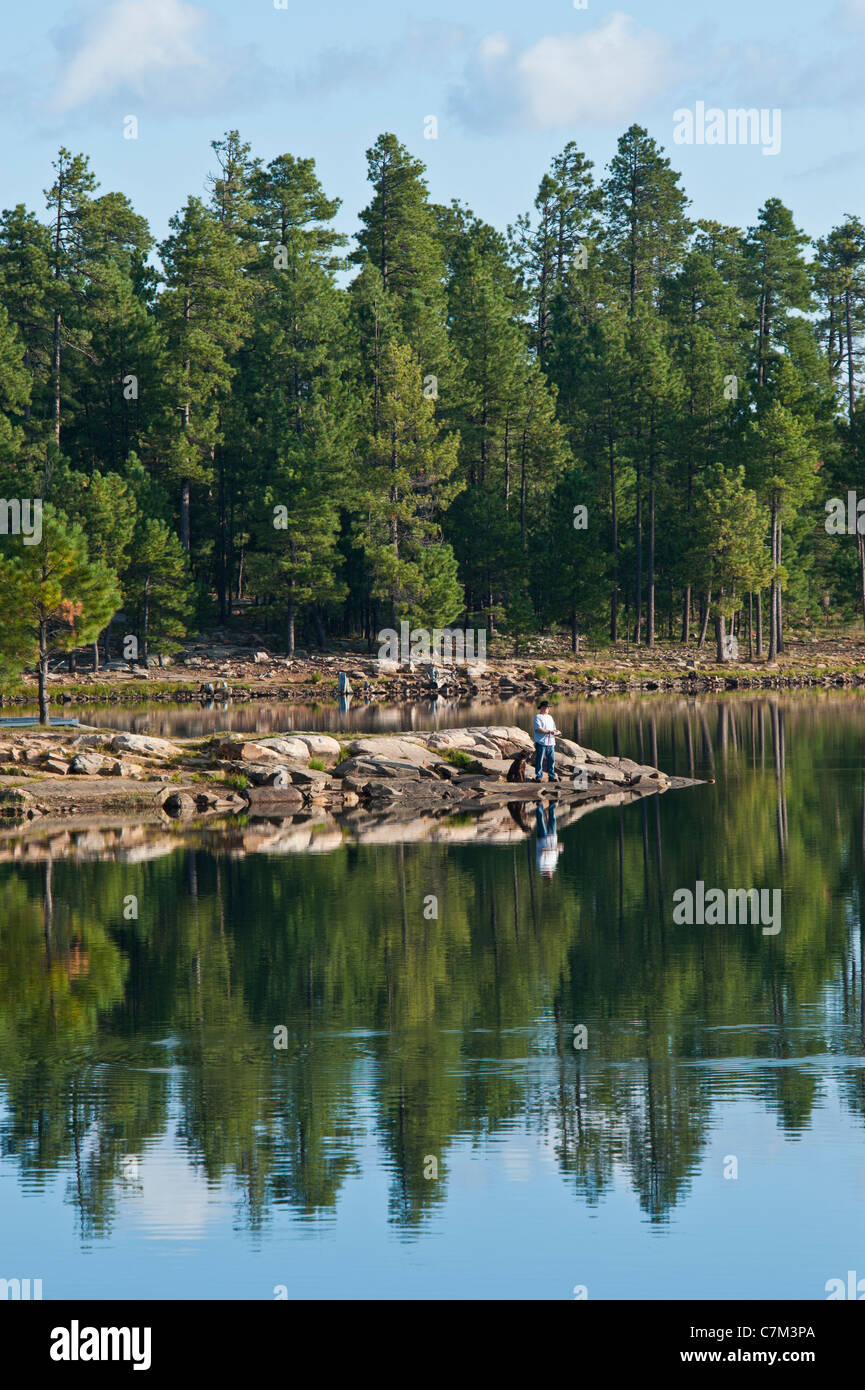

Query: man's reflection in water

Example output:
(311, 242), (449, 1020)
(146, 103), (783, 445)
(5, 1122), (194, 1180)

(535, 803), (564, 878)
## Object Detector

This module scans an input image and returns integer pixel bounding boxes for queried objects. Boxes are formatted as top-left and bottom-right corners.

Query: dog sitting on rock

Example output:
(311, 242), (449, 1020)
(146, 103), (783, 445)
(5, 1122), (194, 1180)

(506, 750), (533, 784)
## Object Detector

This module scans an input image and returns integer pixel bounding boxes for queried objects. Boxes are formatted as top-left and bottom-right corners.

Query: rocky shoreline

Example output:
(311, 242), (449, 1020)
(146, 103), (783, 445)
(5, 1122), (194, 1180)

(0, 725), (702, 847)
(5, 635), (865, 709)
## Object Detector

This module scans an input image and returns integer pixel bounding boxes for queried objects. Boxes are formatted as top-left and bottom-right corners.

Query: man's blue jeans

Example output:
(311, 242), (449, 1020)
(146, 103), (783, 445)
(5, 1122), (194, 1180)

(534, 742), (556, 780)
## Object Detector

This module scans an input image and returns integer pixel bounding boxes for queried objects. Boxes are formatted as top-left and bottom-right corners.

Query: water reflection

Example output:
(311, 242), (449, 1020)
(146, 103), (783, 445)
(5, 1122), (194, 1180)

(1, 694), (865, 1290)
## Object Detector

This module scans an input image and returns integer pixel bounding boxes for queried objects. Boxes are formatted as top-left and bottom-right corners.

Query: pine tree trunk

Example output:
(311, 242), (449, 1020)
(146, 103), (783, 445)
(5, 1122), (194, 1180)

(218, 458), (228, 623)
(286, 596), (295, 658)
(768, 500), (779, 662)
(715, 611), (727, 664)
(748, 593), (754, 661)
(756, 591), (764, 658)
(52, 311), (62, 447)
(697, 591), (712, 651)
(38, 623), (50, 726)
(682, 586), (691, 644)
(776, 514), (785, 654)
(142, 580), (150, 662)
(846, 288), (856, 420)
(647, 474), (655, 649)
(609, 427), (618, 642)
(634, 467), (642, 644)
(859, 532), (865, 633)
(180, 479), (191, 552)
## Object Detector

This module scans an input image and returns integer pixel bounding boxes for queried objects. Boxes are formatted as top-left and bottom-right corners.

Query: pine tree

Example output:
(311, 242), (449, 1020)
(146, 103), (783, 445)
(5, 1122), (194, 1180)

(43, 149), (97, 449)
(749, 395), (819, 660)
(687, 466), (772, 661)
(241, 153), (352, 648)
(156, 198), (250, 554)
(0, 302), (32, 489)
(355, 340), (462, 628)
(45, 462), (138, 667)
(603, 126), (690, 645)
(0, 205), (53, 464)
(742, 199), (812, 393)
(354, 134), (449, 375)
(0, 505), (119, 721)
(123, 517), (193, 660)
(511, 142), (601, 366)
(602, 125), (691, 315)
(663, 223), (749, 642)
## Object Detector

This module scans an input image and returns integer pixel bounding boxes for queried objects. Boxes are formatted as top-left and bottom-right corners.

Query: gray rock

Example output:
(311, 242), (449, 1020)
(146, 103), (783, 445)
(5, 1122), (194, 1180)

(112, 733), (183, 758)
(333, 756), (422, 780)
(69, 753), (105, 775)
(254, 737), (311, 762)
(347, 737), (437, 766)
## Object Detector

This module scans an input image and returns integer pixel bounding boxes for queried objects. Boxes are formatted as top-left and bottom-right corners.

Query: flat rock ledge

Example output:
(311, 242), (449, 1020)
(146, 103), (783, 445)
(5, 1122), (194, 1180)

(0, 725), (702, 834)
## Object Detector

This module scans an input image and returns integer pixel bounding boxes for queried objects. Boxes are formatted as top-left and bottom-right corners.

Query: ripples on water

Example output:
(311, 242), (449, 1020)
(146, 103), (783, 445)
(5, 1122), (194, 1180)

(2, 692), (865, 1298)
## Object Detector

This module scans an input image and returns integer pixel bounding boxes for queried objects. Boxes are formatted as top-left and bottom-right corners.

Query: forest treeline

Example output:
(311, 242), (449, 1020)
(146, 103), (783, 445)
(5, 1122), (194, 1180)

(0, 124), (864, 680)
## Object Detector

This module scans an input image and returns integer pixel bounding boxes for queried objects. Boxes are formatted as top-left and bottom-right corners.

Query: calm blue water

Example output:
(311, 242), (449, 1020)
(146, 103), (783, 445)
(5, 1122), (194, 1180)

(2, 693), (864, 1299)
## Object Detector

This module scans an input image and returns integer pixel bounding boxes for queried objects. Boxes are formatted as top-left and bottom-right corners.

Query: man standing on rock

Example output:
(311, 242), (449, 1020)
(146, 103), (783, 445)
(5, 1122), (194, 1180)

(533, 701), (561, 782)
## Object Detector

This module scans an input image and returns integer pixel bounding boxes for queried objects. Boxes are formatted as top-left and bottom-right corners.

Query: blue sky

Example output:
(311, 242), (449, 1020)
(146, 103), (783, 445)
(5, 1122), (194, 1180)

(3, 0), (865, 251)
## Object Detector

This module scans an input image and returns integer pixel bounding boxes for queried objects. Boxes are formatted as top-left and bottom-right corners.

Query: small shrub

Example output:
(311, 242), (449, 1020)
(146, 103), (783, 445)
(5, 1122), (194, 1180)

(442, 748), (474, 770)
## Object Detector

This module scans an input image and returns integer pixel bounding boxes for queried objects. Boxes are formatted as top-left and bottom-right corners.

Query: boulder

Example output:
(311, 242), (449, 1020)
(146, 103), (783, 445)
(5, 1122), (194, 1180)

(111, 733), (183, 759)
(73, 733), (113, 749)
(554, 737), (588, 758)
(587, 763), (630, 786)
(285, 765), (333, 786)
(69, 753), (106, 775)
(293, 734), (342, 761)
(217, 740), (286, 763)
(41, 757), (70, 776)
(333, 756), (422, 781)
(346, 737), (437, 766)
(464, 756), (512, 779)
(253, 737), (311, 762)
(162, 791), (196, 818)
(235, 762), (292, 787)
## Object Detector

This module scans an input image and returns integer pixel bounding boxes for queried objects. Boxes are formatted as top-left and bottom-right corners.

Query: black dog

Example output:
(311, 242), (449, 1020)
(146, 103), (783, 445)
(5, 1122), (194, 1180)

(506, 750), (532, 784)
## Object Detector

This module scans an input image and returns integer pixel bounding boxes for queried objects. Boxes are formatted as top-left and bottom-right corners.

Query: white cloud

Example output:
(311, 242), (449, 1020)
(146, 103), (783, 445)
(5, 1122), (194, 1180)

(53, 0), (208, 111)
(835, 0), (865, 29)
(454, 12), (675, 131)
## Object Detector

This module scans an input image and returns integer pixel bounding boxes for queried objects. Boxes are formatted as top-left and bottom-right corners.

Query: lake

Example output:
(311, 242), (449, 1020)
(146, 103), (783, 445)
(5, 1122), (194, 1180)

(2, 691), (865, 1300)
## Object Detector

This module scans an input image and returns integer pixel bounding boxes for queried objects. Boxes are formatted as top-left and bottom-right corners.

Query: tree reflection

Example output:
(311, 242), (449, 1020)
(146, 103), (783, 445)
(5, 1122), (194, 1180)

(1, 695), (864, 1235)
